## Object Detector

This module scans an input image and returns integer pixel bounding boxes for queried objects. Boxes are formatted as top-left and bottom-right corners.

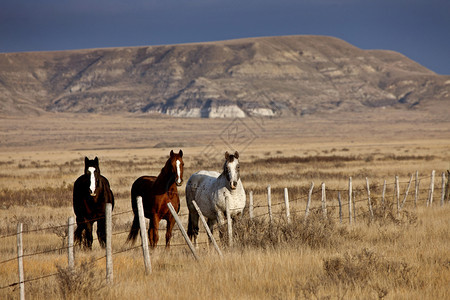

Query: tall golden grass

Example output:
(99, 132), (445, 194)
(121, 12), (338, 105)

(0, 112), (449, 299)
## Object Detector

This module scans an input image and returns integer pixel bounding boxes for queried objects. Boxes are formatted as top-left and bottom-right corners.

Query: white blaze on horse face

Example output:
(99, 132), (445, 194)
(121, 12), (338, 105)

(88, 167), (96, 196)
(176, 160), (181, 185)
(228, 159), (239, 189)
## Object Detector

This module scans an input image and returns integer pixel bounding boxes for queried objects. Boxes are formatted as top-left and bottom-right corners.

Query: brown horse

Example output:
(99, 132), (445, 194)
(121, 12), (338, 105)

(127, 150), (184, 248)
(73, 157), (114, 250)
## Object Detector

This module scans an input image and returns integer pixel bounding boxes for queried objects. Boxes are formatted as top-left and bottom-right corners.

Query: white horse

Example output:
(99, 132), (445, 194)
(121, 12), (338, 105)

(186, 151), (246, 245)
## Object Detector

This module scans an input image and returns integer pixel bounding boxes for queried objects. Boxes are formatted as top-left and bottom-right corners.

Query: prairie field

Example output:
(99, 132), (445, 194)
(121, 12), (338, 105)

(0, 108), (449, 299)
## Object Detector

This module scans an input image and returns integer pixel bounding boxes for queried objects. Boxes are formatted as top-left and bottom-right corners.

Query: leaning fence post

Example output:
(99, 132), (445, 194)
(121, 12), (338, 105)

(382, 179), (387, 206)
(400, 174), (413, 209)
(414, 171), (419, 207)
(428, 170), (435, 207)
(348, 177), (352, 225)
(284, 188), (291, 223)
(249, 191), (254, 220)
(321, 183), (327, 218)
(192, 201), (223, 257)
(338, 192), (342, 224)
(17, 223), (25, 300)
(441, 172), (446, 207)
(305, 182), (314, 220)
(267, 185), (273, 222)
(225, 196), (233, 248)
(136, 196), (152, 274)
(68, 217), (75, 270)
(353, 190), (357, 223)
(167, 203), (199, 260)
(105, 203), (113, 284)
(366, 177), (373, 223)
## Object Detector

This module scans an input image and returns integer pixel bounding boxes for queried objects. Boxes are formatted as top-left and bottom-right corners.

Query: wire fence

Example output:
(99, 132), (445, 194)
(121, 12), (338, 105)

(0, 170), (448, 293)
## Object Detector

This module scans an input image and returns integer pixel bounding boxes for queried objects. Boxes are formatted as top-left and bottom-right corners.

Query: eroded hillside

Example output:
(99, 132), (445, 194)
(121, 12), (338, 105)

(0, 35), (449, 117)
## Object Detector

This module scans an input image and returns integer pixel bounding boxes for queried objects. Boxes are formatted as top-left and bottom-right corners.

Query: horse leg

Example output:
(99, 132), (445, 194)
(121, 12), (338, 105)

(216, 209), (226, 226)
(165, 216), (175, 249)
(187, 212), (200, 247)
(148, 215), (159, 248)
(84, 222), (94, 250)
(74, 222), (85, 248)
(216, 210), (227, 240)
(207, 218), (217, 246)
(97, 217), (106, 248)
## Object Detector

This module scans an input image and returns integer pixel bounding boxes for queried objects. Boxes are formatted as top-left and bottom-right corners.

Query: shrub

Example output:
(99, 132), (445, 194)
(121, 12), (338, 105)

(323, 248), (420, 291)
(370, 200), (418, 226)
(56, 258), (106, 299)
(227, 209), (341, 250)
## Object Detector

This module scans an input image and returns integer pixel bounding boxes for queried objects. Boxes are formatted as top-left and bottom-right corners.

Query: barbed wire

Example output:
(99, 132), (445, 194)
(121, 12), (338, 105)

(1, 171), (441, 239)
(326, 174), (433, 192)
(0, 182), (441, 240)
(0, 171), (447, 292)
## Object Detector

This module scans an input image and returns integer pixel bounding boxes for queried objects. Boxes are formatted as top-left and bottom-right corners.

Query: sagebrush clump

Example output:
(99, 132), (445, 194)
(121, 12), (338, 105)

(228, 209), (341, 250)
(56, 258), (106, 299)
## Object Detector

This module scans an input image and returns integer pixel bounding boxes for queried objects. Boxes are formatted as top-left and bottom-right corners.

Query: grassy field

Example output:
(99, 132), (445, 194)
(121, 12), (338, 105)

(0, 108), (449, 299)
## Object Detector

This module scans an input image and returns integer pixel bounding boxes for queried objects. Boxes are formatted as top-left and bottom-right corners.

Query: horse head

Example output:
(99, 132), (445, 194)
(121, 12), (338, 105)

(224, 151), (240, 190)
(84, 157), (100, 196)
(169, 150), (184, 186)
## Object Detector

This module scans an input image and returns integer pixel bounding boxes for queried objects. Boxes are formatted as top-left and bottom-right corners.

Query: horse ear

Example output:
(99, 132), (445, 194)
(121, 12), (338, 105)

(170, 150), (174, 157)
(85, 157), (89, 165)
(179, 150), (183, 157)
(94, 157), (99, 165)
(225, 151), (230, 160)
(234, 151), (239, 159)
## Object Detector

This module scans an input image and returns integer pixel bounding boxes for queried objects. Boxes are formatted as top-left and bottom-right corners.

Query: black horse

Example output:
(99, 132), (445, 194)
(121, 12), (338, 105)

(73, 157), (114, 249)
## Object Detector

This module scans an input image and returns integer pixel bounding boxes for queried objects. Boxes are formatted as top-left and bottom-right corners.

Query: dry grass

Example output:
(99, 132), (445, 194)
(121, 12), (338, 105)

(0, 111), (449, 299)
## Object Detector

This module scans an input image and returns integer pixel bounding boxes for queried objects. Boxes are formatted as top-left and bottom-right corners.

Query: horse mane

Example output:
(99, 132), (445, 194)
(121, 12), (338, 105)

(153, 156), (176, 191)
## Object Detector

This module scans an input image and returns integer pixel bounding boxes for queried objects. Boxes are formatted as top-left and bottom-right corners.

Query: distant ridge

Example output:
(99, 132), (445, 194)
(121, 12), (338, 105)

(0, 35), (448, 117)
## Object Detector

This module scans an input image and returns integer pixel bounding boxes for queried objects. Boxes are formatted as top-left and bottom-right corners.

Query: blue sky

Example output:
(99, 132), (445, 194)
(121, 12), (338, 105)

(1, 0), (449, 74)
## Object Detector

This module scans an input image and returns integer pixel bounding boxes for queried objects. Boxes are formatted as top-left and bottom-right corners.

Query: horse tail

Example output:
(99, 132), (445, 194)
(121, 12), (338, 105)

(127, 195), (143, 244)
(127, 214), (140, 244)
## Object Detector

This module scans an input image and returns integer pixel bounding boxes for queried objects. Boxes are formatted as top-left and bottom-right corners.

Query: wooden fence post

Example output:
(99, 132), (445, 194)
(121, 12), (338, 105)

(321, 183), (327, 218)
(445, 170), (450, 203)
(136, 196), (152, 274)
(348, 177), (352, 225)
(225, 196), (233, 248)
(414, 171), (419, 207)
(249, 191), (254, 220)
(105, 203), (113, 284)
(68, 217), (74, 270)
(428, 170), (435, 207)
(17, 223), (25, 300)
(284, 188), (291, 223)
(353, 190), (357, 223)
(267, 185), (272, 222)
(366, 177), (373, 223)
(338, 192), (342, 224)
(441, 172), (446, 207)
(400, 174), (413, 209)
(382, 179), (386, 206)
(305, 182), (314, 221)
(395, 175), (400, 215)
(192, 201), (223, 257)
(167, 203), (199, 260)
